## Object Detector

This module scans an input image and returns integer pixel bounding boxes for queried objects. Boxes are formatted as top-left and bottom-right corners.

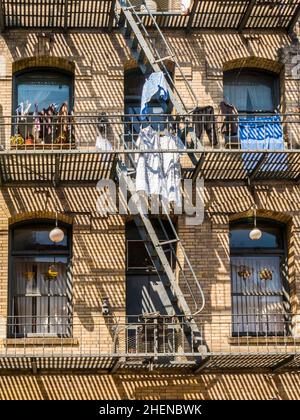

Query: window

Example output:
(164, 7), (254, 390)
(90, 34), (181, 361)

(13, 68), (73, 144)
(230, 219), (290, 336)
(124, 67), (172, 140)
(9, 221), (72, 338)
(224, 69), (280, 113)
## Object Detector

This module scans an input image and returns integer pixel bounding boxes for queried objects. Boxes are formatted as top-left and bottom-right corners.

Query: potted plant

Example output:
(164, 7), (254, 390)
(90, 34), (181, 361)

(45, 264), (58, 280)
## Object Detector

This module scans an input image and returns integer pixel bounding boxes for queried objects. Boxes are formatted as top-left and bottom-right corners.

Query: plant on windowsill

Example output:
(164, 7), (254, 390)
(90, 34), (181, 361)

(259, 267), (273, 281)
(237, 265), (252, 280)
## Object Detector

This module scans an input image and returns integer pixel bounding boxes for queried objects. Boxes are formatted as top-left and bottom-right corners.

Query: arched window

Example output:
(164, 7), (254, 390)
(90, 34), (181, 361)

(14, 68), (73, 115)
(9, 220), (72, 338)
(13, 68), (74, 144)
(224, 68), (280, 113)
(230, 219), (289, 336)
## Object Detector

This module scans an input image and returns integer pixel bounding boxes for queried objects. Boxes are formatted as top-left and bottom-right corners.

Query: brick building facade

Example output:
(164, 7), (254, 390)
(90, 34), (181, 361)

(0, 0), (299, 400)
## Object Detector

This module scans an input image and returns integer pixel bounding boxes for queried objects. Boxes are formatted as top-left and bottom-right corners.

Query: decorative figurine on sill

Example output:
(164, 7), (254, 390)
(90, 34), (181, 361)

(237, 265), (252, 280)
(259, 268), (273, 281)
(25, 134), (34, 145)
(10, 134), (24, 146)
(56, 102), (69, 143)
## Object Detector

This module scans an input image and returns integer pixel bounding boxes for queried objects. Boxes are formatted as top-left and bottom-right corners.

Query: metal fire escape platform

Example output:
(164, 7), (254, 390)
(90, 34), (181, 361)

(0, 150), (117, 186)
(0, 353), (299, 372)
(0, 0), (299, 33)
(0, 149), (300, 185)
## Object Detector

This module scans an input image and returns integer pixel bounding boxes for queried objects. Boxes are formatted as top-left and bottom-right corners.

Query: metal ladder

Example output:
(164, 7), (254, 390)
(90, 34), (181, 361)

(116, 1), (205, 352)
(117, 156), (205, 352)
(117, 0), (201, 156)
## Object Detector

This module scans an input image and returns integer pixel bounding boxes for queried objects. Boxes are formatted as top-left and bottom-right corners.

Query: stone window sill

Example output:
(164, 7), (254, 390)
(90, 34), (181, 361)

(228, 336), (300, 345)
(4, 337), (79, 346)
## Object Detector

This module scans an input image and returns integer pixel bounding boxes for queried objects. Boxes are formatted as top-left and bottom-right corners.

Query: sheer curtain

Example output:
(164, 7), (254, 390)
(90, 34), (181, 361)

(13, 258), (69, 337)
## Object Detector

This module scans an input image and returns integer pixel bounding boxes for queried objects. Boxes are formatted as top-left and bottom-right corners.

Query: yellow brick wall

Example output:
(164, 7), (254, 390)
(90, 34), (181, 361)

(0, 29), (298, 398)
(0, 371), (299, 400)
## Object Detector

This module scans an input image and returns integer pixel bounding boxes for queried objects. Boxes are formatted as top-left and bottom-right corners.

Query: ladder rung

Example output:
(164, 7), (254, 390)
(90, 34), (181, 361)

(153, 55), (173, 64)
(158, 238), (179, 246)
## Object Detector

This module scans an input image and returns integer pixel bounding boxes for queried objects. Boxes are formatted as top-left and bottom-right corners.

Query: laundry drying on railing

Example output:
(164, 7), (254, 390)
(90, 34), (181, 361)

(135, 125), (185, 208)
(238, 115), (284, 150)
(193, 106), (219, 146)
(140, 71), (169, 118)
(238, 114), (287, 171)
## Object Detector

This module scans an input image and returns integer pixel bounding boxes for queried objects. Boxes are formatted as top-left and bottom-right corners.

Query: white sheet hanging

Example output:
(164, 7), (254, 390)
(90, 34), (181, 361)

(181, 0), (191, 13)
(160, 132), (185, 208)
(135, 126), (185, 208)
(135, 126), (162, 196)
(96, 134), (113, 151)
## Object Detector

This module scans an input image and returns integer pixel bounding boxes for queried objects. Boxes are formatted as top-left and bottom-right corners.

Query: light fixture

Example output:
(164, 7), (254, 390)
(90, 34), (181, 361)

(249, 205), (262, 241)
(49, 211), (65, 243)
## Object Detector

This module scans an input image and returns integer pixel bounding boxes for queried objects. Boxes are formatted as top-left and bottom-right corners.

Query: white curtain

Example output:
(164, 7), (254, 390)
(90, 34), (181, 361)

(13, 259), (69, 336)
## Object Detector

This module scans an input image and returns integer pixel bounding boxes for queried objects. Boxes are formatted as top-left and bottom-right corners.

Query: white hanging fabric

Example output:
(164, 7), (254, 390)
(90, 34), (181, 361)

(135, 126), (185, 207)
(181, 0), (191, 13)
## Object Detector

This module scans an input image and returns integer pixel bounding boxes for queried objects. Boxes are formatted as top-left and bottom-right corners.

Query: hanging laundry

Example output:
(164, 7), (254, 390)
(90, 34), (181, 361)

(140, 72), (169, 117)
(181, 0), (191, 14)
(33, 104), (40, 132)
(135, 126), (162, 196)
(135, 126), (185, 207)
(239, 115), (287, 172)
(220, 100), (239, 145)
(160, 132), (185, 208)
(96, 134), (113, 151)
(193, 106), (218, 146)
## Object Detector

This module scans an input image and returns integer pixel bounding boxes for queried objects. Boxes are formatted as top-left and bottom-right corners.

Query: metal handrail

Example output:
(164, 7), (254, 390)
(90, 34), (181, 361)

(120, 133), (205, 315)
(121, 0), (198, 112)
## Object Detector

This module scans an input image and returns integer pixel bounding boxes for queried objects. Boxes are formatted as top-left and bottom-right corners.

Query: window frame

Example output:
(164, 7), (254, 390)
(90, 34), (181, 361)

(13, 67), (74, 116)
(8, 219), (73, 338)
(223, 68), (280, 114)
(229, 218), (290, 337)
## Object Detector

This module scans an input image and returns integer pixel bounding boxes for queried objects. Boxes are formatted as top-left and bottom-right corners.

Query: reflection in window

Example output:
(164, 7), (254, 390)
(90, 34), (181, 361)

(230, 220), (290, 336)
(9, 222), (72, 338)
(12, 69), (74, 146)
(224, 69), (280, 113)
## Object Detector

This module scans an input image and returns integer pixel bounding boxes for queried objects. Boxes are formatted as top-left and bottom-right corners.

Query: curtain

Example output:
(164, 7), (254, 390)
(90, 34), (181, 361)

(231, 255), (286, 335)
(12, 258), (69, 337)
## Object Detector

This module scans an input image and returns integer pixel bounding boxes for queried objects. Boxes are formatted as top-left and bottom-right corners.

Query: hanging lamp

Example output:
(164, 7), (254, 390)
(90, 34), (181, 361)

(49, 211), (64, 243)
(249, 205), (262, 241)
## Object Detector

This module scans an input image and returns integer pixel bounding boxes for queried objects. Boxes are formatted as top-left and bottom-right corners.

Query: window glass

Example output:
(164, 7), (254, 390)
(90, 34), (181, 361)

(230, 225), (282, 249)
(224, 69), (279, 113)
(9, 222), (72, 338)
(14, 70), (72, 114)
(12, 225), (68, 252)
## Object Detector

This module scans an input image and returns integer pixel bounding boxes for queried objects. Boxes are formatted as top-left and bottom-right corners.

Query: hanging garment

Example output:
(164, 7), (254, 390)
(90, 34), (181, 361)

(238, 115), (287, 172)
(140, 72), (169, 117)
(159, 132), (185, 208)
(96, 134), (113, 151)
(193, 106), (218, 146)
(135, 126), (162, 196)
(33, 103), (40, 132)
(135, 126), (184, 207)
(220, 100), (239, 139)
(181, 0), (191, 13)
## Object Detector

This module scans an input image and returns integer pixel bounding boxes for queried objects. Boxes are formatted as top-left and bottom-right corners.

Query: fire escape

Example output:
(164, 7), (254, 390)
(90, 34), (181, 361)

(0, 0), (299, 373)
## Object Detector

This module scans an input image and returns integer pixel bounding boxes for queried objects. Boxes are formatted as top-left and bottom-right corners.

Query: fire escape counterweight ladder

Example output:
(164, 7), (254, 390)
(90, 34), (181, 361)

(116, 1), (205, 354)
